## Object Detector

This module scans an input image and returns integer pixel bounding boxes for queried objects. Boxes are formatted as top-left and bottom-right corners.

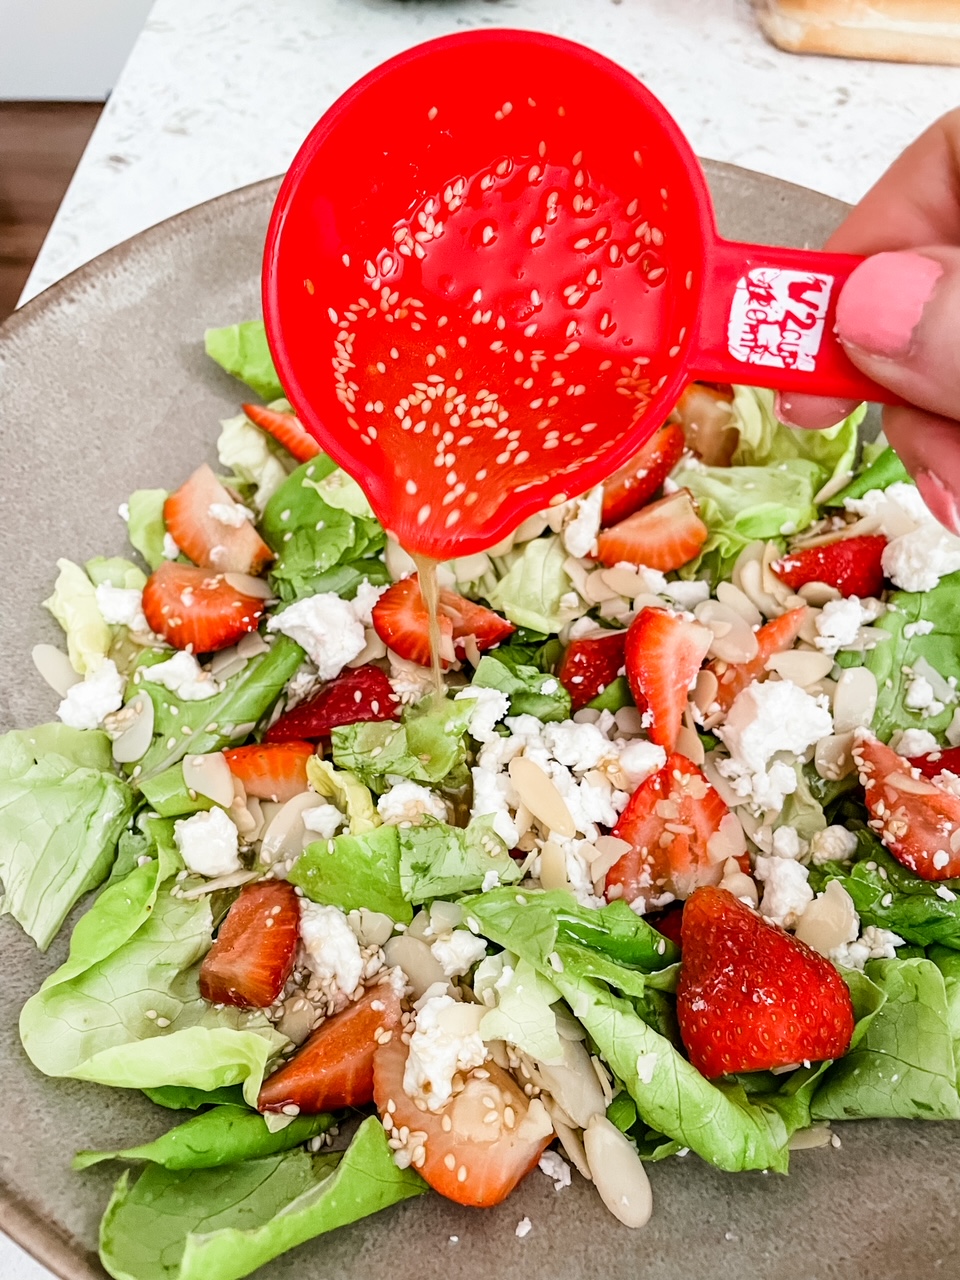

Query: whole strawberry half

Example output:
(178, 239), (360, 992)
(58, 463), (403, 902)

(265, 665), (400, 741)
(772, 535), (887, 599)
(557, 629), (628, 712)
(677, 886), (855, 1079)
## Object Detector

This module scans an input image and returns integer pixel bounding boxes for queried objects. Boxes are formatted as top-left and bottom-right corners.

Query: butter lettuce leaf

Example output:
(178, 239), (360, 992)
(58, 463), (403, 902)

(0, 724), (136, 949)
(216, 413), (291, 513)
(828, 444), (911, 506)
(86, 557), (147, 591)
(43, 557), (112, 675)
(731, 386), (862, 487)
(126, 490), (169, 571)
(470, 652), (571, 722)
(290, 824), (411, 923)
(97, 1116), (426, 1280)
(399, 816), (521, 903)
(332, 696), (471, 792)
(205, 321), (284, 403)
(488, 535), (583, 633)
(143, 1085), (246, 1112)
(305, 758), (380, 834)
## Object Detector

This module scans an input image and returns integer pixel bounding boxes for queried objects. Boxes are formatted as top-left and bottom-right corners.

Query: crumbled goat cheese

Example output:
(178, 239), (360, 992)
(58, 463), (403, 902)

(771, 825), (806, 860)
(377, 781), (447, 826)
(543, 720), (616, 772)
(173, 807), (242, 877)
(57, 659), (125, 729)
(716, 680), (833, 811)
(635, 1051), (659, 1084)
(515, 1218), (533, 1239)
(904, 675), (943, 715)
(299, 901), (364, 996)
(95, 583), (149, 631)
(810, 825), (859, 865)
(351, 579), (388, 626)
(301, 803), (346, 839)
(814, 597), (866, 655)
(471, 767), (520, 847)
(208, 500), (255, 527)
(538, 1151), (572, 1190)
(893, 728), (940, 758)
(755, 856), (814, 928)
(831, 925), (905, 970)
(118, 501), (130, 522)
(846, 483), (960, 592)
(481, 869), (501, 892)
(141, 651), (221, 700)
(903, 620), (935, 640)
(162, 532), (181, 560)
(935, 769), (960, 798)
(430, 929), (488, 978)
(403, 986), (487, 1111)
(455, 685), (510, 743)
(267, 593), (366, 679)
(616, 739), (667, 789)
(561, 485), (604, 559)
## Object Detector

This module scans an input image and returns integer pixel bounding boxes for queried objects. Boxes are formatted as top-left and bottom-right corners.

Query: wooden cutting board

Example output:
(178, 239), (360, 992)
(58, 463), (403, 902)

(753, 0), (960, 66)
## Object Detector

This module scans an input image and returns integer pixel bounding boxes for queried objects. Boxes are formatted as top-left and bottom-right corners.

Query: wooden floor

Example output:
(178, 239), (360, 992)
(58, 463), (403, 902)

(0, 102), (102, 320)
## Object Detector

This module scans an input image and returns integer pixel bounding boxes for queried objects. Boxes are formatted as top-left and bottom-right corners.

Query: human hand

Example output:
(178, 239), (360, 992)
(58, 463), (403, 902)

(776, 110), (960, 534)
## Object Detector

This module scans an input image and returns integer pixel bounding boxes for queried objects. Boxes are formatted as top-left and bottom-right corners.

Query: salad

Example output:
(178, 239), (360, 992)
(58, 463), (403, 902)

(7, 317), (960, 1280)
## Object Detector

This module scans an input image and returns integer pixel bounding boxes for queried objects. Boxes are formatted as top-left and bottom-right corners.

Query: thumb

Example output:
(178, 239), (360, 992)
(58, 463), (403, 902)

(834, 248), (959, 420)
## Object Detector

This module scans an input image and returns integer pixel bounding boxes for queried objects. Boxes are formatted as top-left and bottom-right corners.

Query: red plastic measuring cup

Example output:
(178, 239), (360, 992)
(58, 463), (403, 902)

(264, 29), (888, 562)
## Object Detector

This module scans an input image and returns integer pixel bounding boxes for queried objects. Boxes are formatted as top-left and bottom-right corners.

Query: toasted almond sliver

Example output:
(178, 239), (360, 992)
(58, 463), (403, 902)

(738, 556), (784, 620)
(797, 581), (842, 607)
(591, 835), (632, 864)
(887, 771), (941, 796)
(814, 470), (855, 506)
(111, 694), (156, 764)
(183, 751), (236, 808)
(833, 667), (878, 733)
(814, 732), (856, 781)
(676, 722), (705, 766)
(382, 935), (447, 1002)
(180, 869), (259, 900)
(584, 570), (623, 605)
(795, 880), (858, 956)
(32, 644), (81, 697)
(615, 706), (646, 736)
(260, 791), (319, 865)
(514, 801), (535, 841)
(600, 566), (648, 597)
(237, 630), (270, 659)
(693, 669), (719, 715)
(210, 646), (248, 681)
(715, 580), (763, 628)
(762, 540), (795, 604)
(720, 858), (759, 906)
(696, 600), (759, 664)
(702, 751), (741, 808)
(562, 556), (593, 599)
(707, 812), (747, 865)
(632, 592), (666, 613)
(789, 1127), (835, 1151)
(509, 757), (576, 837)
(552, 1118), (592, 1182)
(539, 840), (571, 891)
(348, 628), (388, 668)
(765, 649), (835, 686)
(223, 571), (274, 600)
(583, 1115), (653, 1229)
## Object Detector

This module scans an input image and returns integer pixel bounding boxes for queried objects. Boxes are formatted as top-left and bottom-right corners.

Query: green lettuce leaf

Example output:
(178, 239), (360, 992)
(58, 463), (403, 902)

(43, 558), (112, 674)
(126, 491), (169, 571)
(19, 851), (285, 1106)
(260, 460), (387, 603)
(399, 816), (521, 903)
(304, 758), (380, 835)
(488, 535), (583, 633)
(132, 635), (304, 780)
(858, 571), (960, 741)
(311, 468), (376, 518)
(290, 825), (411, 923)
(587, 675), (633, 712)
(731, 386), (862, 487)
(810, 828), (960, 950)
(216, 413), (291, 512)
(828, 444), (911, 506)
(470, 652), (571, 722)
(139, 764), (215, 818)
(0, 724), (136, 949)
(474, 953), (565, 1063)
(143, 1085), (246, 1111)
(813, 958), (960, 1121)
(332, 696), (471, 792)
(97, 1115), (426, 1280)
(75, 1105), (331, 1171)
(86, 557), (148, 591)
(205, 321), (284, 402)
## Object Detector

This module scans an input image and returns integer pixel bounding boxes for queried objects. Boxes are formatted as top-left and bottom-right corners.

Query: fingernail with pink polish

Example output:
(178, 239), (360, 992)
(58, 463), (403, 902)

(916, 468), (960, 536)
(836, 252), (943, 358)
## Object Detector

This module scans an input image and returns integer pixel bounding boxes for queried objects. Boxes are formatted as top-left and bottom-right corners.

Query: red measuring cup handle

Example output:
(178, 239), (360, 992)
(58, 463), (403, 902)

(691, 240), (897, 404)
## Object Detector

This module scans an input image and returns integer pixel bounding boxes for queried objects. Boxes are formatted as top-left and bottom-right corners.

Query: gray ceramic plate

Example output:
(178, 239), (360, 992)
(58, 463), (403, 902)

(1, 167), (956, 1280)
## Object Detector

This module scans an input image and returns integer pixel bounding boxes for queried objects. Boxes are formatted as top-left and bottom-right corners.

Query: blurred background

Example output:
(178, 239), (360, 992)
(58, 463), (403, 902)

(0, 0), (152, 317)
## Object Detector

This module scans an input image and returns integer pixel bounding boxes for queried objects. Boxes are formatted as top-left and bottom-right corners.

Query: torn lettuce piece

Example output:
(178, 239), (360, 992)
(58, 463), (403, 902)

(289, 825), (411, 923)
(305, 758), (380, 835)
(139, 764), (215, 818)
(470, 652), (571, 723)
(399, 816), (521, 903)
(475, 953), (565, 1063)
(813, 959), (960, 1122)
(261, 459), (387, 604)
(97, 1116), (425, 1280)
(86, 557), (148, 591)
(586, 675), (633, 713)
(0, 724), (136, 949)
(126, 490), (170, 571)
(74, 1105), (331, 1171)
(731, 386), (862, 489)
(132, 635), (304, 780)
(43, 557), (112, 675)
(828, 444), (911, 506)
(143, 1084), (247, 1111)
(488, 535), (584, 633)
(205, 321), (285, 402)
(216, 413), (291, 513)
(19, 851), (285, 1107)
(332, 696), (472, 792)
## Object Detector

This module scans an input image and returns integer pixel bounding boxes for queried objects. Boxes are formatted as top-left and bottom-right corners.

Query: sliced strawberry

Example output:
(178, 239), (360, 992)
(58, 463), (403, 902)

(163, 463), (273, 575)
(605, 753), (735, 911)
(648, 900), (684, 948)
(265, 665), (400, 741)
(200, 880), (300, 1008)
(710, 605), (807, 717)
(373, 1037), (550, 1207)
(600, 424), (686, 527)
(258, 983), (401, 1114)
(372, 575), (514, 668)
(854, 733), (960, 880)
(595, 489), (708, 573)
(909, 745), (960, 779)
(773, 535), (887, 599)
(624, 607), (711, 750)
(142, 562), (266, 653)
(671, 383), (738, 466)
(677, 885), (855, 1078)
(558, 629), (628, 712)
(223, 741), (314, 802)
(242, 402), (321, 464)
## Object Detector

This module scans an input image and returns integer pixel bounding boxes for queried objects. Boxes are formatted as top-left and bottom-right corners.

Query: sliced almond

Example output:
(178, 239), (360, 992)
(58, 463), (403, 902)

(762, 541), (796, 605)
(632, 592), (667, 613)
(539, 840), (571, 891)
(707, 812), (747, 865)
(562, 556), (593, 599)
(715, 581), (763, 628)
(886, 770), (941, 796)
(237, 631), (270, 659)
(765, 650), (835, 686)
(260, 791), (321, 867)
(797, 581), (842, 607)
(585, 571), (624, 606)
(110, 694), (156, 764)
(614, 706), (646, 736)
(702, 752), (741, 808)
(814, 732), (856, 781)
(514, 801), (535, 841)
(814, 471), (855, 506)
(798, 607), (823, 646)
(276, 996), (317, 1046)
(183, 751), (235, 807)
(509, 757), (576, 837)
(833, 667), (878, 734)
(348, 628), (388, 668)
(223, 572), (274, 600)
(692, 669), (719, 716)
(789, 1126), (835, 1151)
(583, 1115), (653, 1229)
(737, 555), (784, 619)
(573, 708), (602, 725)
(552, 1118), (592, 1182)
(719, 857), (758, 906)
(795, 879), (858, 956)
(676, 721), (705, 766)
(696, 600), (759, 664)
(600, 566), (649, 597)
(179, 869), (259, 900)
(429, 899), (463, 934)
(382, 935), (448, 1001)
(536, 1037), (606, 1129)
(32, 644), (81, 697)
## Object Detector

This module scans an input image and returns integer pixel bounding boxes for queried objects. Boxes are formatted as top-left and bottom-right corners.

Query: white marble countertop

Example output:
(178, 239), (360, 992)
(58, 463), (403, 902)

(7, 2), (959, 1278)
